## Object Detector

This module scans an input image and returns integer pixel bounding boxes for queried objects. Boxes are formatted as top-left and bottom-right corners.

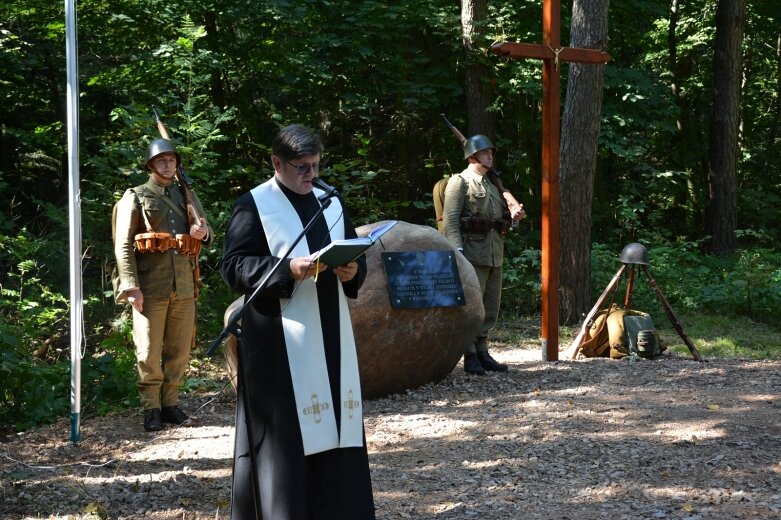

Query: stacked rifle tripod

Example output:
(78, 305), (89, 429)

(569, 243), (703, 362)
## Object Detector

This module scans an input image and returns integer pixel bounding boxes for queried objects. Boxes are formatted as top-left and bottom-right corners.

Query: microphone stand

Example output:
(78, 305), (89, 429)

(206, 188), (337, 520)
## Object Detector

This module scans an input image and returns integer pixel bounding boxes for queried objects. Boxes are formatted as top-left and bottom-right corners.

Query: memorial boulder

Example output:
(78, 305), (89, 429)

(222, 221), (484, 398)
(349, 221), (483, 397)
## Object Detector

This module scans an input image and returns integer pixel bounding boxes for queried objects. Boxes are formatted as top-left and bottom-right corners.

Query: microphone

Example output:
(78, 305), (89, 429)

(311, 177), (339, 200)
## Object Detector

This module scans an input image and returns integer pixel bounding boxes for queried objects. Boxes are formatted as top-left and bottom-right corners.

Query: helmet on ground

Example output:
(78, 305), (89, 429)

(463, 134), (496, 159)
(144, 138), (180, 170)
(619, 243), (650, 265)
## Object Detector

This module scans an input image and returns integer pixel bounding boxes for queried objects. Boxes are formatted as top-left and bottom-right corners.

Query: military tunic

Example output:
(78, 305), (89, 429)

(442, 168), (506, 353)
(113, 177), (213, 410)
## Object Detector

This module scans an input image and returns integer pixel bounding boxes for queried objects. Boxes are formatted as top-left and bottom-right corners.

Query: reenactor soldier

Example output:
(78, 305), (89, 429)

(113, 138), (213, 431)
(441, 134), (526, 375)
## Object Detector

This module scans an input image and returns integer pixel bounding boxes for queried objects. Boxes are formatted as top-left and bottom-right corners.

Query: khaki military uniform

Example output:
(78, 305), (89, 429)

(114, 177), (213, 410)
(442, 169), (506, 354)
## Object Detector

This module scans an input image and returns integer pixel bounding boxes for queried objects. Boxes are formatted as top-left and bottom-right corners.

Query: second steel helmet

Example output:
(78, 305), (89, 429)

(463, 134), (496, 159)
(619, 242), (650, 265)
(144, 138), (180, 170)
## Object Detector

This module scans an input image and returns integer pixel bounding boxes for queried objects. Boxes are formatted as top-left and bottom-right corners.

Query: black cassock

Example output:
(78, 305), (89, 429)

(220, 179), (375, 520)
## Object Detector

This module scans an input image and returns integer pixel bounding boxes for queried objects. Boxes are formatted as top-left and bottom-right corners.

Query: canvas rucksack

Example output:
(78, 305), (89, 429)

(432, 177), (449, 234)
(109, 200), (128, 304)
(579, 303), (664, 359)
(109, 187), (146, 305)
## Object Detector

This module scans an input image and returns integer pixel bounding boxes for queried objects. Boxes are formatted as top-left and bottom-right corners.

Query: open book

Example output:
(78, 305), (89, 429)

(313, 220), (398, 266)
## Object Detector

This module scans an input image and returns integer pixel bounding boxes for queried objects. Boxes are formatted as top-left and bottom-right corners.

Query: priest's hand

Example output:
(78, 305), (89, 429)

(290, 255), (326, 280)
(333, 261), (358, 283)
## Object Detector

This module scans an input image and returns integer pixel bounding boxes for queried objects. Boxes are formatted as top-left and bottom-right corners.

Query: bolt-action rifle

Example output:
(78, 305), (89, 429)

(151, 106), (204, 300)
(152, 106), (204, 227)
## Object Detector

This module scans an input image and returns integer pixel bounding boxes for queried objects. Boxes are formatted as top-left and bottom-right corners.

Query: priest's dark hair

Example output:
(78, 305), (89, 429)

(272, 124), (324, 160)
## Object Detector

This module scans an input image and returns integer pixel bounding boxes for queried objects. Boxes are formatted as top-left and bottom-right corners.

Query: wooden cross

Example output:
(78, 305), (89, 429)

(491, 0), (609, 361)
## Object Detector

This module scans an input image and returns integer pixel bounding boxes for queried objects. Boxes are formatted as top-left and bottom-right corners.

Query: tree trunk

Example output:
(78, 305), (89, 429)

(705, 0), (745, 255)
(461, 0), (495, 136)
(668, 0), (680, 102)
(558, 0), (609, 325)
(763, 32), (781, 177)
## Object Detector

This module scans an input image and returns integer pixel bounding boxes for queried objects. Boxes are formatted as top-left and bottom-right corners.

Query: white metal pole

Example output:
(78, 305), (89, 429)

(65, 0), (82, 443)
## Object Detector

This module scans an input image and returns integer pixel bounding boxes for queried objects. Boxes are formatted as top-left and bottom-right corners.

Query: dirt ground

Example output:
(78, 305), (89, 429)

(2, 339), (780, 519)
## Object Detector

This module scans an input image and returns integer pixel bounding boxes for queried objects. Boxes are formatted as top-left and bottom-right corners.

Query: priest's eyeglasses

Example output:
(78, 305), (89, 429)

(284, 158), (320, 175)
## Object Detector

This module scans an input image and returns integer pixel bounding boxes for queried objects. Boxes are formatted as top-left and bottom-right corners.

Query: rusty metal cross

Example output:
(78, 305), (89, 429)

(491, 0), (609, 361)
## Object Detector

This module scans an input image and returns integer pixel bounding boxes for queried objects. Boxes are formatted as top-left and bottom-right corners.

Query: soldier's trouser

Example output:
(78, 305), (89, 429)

(132, 295), (195, 410)
(466, 264), (503, 354)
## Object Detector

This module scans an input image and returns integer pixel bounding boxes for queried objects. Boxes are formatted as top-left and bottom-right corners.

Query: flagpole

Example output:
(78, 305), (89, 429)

(65, 0), (83, 444)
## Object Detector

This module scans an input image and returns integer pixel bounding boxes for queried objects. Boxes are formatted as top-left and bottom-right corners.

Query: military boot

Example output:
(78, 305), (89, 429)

(143, 408), (163, 432)
(477, 351), (508, 372)
(463, 353), (486, 375)
(161, 405), (193, 426)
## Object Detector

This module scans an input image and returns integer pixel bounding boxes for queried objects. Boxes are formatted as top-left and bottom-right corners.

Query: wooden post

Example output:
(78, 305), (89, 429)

(491, 0), (610, 361)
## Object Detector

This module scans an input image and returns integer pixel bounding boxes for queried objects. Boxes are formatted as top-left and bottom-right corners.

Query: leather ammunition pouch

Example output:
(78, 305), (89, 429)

(460, 216), (511, 235)
(134, 232), (177, 253)
(175, 233), (202, 257)
(134, 232), (201, 256)
(494, 219), (511, 234)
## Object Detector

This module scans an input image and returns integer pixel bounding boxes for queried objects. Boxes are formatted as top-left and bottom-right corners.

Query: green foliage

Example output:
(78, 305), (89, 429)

(0, 318), (70, 431)
(319, 156), (398, 225)
(0, 311), (140, 431)
(501, 233), (541, 317)
(500, 237), (781, 331)
(86, 314), (140, 415)
(590, 242), (781, 327)
(0, 230), (69, 350)
(83, 351), (140, 416)
(699, 249), (781, 322)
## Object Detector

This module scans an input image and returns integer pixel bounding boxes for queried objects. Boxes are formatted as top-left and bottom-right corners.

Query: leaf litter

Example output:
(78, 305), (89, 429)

(2, 344), (780, 519)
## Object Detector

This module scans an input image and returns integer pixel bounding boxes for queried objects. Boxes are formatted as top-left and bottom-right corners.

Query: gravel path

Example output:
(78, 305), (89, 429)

(2, 344), (780, 519)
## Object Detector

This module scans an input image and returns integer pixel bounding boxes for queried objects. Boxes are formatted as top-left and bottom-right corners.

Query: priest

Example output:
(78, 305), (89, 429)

(220, 124), (375, 519)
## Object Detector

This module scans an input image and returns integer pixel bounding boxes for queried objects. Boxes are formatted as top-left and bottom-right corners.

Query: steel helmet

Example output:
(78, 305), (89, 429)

(144, 138), (180, 170)
(463, 134), (496, 159)
(619, 242), (650, 265)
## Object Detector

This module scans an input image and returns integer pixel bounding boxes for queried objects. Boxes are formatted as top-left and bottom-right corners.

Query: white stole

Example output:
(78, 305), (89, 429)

(250, 178), (364, 455)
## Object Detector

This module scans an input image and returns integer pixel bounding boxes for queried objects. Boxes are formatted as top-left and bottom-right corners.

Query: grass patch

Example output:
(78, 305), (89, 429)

(659, 312), (781, 359)
(493, 311), (781, 360)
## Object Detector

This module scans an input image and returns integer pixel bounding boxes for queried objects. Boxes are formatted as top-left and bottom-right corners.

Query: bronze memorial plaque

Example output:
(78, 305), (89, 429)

(381, 251), (465, 309)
